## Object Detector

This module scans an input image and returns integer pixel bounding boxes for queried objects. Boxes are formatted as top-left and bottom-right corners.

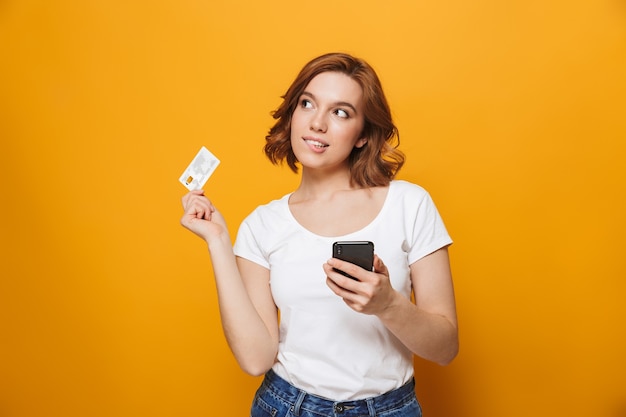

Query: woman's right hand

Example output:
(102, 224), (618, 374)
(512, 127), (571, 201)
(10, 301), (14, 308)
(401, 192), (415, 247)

(180, 189), (229, 244)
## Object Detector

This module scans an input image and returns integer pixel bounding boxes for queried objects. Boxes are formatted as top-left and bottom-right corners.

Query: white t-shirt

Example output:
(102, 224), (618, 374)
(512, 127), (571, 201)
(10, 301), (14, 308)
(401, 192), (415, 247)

(233, 180), (452, 400)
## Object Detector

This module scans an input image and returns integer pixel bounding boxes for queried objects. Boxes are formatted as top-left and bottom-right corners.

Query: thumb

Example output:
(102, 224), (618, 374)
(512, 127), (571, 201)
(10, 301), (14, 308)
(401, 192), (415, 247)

(373, 255), (388, 275)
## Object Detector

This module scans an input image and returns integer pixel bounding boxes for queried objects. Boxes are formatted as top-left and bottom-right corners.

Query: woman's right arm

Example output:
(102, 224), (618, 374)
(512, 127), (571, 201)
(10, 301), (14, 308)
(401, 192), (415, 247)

(181, 190), (279, 376)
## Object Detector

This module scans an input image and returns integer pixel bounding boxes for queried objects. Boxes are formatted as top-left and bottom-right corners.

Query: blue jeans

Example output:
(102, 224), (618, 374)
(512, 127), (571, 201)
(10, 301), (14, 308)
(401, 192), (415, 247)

(250, 369), (422, 417)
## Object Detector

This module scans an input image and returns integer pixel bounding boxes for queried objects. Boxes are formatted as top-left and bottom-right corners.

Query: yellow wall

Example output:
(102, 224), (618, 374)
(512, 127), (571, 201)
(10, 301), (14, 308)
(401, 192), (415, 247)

(1, 1), (624, 416)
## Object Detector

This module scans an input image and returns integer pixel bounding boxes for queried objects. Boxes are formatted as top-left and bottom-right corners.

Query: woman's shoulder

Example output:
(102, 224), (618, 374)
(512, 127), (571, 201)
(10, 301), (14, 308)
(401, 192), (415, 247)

(243, 192), (292, 223)
(386, 180), (441, 215)
(237, 192), (296, 245)
(256, 192), (291, 211)
(389, 179), (429, 198)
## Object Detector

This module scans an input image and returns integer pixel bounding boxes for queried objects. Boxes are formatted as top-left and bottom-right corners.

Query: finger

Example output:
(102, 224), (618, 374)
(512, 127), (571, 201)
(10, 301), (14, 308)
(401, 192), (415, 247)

(324, 262), (361, 291)
(326, 258), (361, 280)
(184, 199), (211, 221)
(183, 194), (212, 213)
(326, 276), (358, 298)
(182, 189), (207, 206)
(203, 205), (216, 220)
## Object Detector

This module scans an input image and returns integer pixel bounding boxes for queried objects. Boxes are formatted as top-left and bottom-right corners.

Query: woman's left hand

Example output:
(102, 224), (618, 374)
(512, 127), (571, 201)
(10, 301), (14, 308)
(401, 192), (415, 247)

(324, 255), (397, 316)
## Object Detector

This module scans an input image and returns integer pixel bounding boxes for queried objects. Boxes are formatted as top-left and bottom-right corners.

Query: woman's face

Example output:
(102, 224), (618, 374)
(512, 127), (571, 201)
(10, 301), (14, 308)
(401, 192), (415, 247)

(290, 71), (367, 172)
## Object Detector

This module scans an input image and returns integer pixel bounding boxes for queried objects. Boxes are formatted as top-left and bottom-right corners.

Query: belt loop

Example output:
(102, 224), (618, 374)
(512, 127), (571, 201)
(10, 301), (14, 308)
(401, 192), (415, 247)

(366, 398), (376, 417)
(293, 390), (306, 416)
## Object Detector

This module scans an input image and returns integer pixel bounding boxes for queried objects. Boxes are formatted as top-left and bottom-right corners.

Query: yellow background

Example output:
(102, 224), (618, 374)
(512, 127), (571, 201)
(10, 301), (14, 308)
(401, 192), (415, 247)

(1, 1), (625, 416)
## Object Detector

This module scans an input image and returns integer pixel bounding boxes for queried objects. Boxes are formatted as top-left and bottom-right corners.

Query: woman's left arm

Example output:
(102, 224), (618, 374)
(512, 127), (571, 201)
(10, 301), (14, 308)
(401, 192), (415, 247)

(325, 246), (458, 365)
(385, 247), (458, 365)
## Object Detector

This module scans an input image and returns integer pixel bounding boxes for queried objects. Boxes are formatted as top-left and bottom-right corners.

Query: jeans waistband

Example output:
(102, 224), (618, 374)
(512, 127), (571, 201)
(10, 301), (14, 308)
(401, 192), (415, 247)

(261, 369), (416, 416)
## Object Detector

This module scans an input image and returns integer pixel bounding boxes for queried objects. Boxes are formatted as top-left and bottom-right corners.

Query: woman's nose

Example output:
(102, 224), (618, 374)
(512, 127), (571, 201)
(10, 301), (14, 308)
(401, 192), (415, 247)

(310, 113), (327, 132)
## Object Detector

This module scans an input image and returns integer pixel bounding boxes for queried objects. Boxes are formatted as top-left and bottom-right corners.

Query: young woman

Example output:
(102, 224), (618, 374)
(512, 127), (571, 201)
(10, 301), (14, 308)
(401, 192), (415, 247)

(181, 52), (458, 417)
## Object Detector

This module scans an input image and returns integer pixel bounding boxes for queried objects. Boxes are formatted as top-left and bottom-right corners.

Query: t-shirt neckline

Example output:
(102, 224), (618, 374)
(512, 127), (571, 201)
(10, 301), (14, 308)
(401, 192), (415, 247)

(282, 181), (396, 240)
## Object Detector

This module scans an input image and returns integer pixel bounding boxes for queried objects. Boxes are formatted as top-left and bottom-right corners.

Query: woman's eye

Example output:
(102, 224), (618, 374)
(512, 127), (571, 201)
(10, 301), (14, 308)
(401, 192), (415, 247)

(335, 109), (349, 118)
(301, 99), (313, 108)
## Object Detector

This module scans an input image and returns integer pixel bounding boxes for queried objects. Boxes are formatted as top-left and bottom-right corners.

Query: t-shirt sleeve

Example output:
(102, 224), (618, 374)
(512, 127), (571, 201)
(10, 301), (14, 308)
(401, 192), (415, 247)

(233, 213), (270, 269)
(407, 190), (453, 265)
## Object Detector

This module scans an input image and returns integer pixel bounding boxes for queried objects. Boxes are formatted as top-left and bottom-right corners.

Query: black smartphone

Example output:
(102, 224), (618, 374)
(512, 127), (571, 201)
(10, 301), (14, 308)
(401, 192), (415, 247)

(332, 241), (374, 280)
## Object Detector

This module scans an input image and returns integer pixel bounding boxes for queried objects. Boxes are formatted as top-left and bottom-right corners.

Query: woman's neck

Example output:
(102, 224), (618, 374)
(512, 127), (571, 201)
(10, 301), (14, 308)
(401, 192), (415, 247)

(292, 167), (360, 202)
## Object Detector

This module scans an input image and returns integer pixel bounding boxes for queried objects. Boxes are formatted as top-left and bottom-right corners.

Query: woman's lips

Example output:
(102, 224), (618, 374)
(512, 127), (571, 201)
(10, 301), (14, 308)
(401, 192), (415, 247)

(303, 137), (329, 152)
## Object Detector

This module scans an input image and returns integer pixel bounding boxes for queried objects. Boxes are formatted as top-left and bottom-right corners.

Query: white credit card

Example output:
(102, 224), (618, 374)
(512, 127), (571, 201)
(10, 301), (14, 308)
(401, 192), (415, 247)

(179, 146), (220, 190)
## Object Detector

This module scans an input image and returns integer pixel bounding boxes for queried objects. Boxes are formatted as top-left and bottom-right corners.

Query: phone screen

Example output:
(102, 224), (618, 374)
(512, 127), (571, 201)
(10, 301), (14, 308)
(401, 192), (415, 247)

(332, 241), (374, 280)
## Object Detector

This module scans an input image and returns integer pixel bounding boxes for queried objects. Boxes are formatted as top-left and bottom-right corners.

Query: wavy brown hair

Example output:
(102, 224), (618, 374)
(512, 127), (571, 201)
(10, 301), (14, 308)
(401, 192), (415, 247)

(264, 52), (405, 187)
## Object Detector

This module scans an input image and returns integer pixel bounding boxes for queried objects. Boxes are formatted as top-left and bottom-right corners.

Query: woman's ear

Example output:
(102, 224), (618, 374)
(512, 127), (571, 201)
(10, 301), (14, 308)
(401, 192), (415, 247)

(355, 137), (368, 149)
